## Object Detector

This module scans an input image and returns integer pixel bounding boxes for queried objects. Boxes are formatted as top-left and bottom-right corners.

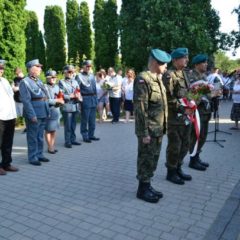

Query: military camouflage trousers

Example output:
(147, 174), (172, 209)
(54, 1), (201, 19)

(166, 124), (191, 169)
(190, 114), (211, 155)
(137, 136), (162, 182)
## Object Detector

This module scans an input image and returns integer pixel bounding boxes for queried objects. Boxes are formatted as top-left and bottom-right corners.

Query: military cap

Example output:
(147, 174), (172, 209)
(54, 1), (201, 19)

(171, 48), (189, 59)
(192, 54), (208, 65)
(26, 59), (43, 69)
(82, 60), (92, 66)
(45, 70), (57, 78)
(150, 49), (171, 63)
(63, 65), (75, 72)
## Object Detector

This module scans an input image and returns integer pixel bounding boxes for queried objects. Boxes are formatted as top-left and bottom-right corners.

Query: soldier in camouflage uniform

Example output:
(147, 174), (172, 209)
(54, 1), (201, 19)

(163, 48), (192, 185)
(188, 54), (211, 171)
(134, 49), (171, 203)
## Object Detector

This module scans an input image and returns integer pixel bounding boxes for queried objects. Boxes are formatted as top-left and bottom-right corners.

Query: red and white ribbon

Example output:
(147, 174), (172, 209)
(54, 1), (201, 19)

(179, 98), (201, 157)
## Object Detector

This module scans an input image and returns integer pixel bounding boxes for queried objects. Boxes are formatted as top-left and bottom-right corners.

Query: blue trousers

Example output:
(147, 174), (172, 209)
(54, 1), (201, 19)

(25, 118), (46, 162)
(62, 111), (78, 144)
(80, 107), (96, 140)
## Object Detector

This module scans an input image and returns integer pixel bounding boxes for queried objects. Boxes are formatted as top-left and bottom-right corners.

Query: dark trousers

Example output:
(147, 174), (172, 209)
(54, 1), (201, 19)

(166, 124), (191, 169)
(0, 119), (16, 167)
(109, 97), (121, 122)
(62, 111), (78, 145)
(81, 107), (96, 140)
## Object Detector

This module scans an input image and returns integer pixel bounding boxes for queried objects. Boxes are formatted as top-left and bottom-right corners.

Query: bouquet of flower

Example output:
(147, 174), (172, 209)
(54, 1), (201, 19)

(101, 80), (113, 91)
(187, 80), (214, 104)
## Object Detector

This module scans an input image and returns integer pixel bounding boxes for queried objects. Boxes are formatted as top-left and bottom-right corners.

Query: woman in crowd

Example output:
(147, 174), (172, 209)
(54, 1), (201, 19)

(44, 70), (64, 153)
(96, 69), (110, 122)
(230, 72), (240, 130)
(122, 69), (135, 123)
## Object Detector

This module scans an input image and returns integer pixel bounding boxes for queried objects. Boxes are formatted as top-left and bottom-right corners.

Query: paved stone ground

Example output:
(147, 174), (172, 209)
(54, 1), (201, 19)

(0, 101), (240, 240)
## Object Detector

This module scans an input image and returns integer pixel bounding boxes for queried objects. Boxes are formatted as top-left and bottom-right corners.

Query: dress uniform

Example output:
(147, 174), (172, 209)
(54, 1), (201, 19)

(19, 59), (50, 166)
(59, 65), (81, 148)
(189, 54), (211, 170)
(134, 49), (171, 203)
(163, 48), (192, 185)
(76, 60), (99, 143)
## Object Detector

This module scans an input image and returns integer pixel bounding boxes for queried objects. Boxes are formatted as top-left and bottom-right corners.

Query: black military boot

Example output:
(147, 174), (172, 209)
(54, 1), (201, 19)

(149, 185), (163, 199)
(196, 153), (209, 168)
(136, 181), (160, 203)
(189, 156), (207, 171)
(166, 168), (185, 185)
(177, 166), (192, 181)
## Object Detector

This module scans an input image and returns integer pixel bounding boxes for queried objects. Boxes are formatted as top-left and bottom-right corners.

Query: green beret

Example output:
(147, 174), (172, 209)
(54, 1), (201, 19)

(192, 54), (208, 65)
(150, 49), (171, 64)
(171, 48), (189, 59)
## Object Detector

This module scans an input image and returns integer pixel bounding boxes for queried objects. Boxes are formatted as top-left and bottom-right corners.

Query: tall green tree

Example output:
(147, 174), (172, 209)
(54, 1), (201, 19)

(231, 5), (240, 51)
(44, 5), (66, 71)
(120, 0), (221, 72)
(79, 1), (93, 63)
(25, 11), (44, 63)
(94, 0), (118, 69)
(66, 0), (80, 64)
(102, 0), (118, 68)
(36, 31), (46, 68)
(0, 0), (26, 78)
(93, 0), (106, 69)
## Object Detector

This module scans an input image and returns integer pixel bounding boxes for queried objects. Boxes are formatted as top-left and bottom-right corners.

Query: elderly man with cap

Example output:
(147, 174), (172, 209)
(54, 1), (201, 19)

(134, 49), (171, 203)
(0, 60), (18, 175)
(188, 54), (211, 171)
(19, 59), (50, 166)
(44, 70), (64, 154)
(76, 60), (99, 143)
(59, 65), (81, 148)
(163, 48), (192, 185)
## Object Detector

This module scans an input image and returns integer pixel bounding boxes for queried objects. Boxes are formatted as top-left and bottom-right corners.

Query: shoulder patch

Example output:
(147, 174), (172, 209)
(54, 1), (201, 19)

(138, 78), (145, 84)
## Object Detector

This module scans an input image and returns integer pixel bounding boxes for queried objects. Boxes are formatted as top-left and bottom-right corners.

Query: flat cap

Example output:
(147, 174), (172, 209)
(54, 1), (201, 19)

(63, 65), (75, 72)
(171, 48), (189, 59)
(0, 59), (6, 68)
(26, 59), (43, 69)
(45, 70), (57, 77)
(82, 60), (92, 66)
(150, 49), (171, 64)
(192, 54), (208, 65)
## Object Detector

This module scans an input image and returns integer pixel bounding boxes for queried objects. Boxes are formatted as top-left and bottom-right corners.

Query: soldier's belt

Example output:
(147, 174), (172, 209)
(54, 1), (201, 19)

(31, 97), (47, 101)
(82, 93), (96, 96)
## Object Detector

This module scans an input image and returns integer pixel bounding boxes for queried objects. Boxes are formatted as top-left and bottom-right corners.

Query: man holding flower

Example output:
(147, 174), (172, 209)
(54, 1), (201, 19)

(188, 54), (212, 171)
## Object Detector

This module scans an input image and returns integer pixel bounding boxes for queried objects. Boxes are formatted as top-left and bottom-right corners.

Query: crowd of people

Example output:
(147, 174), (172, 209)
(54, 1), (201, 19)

(0, 52), (240, 205)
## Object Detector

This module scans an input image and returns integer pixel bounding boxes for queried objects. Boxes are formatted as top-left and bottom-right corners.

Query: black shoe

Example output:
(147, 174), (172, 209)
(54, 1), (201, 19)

(71, 141), (81, 145)
(48, 149), (56, 154)
(54, 149), (58, 153)
(29, 161), (41, 166)
(189, 157), (206, 171)
(166, 169), (185, 185)
(177, 167), (192, 181)
(136, 182), (160, 203)
(198, 158), (209, 168)
(83, 139), (92, 143)
(89, 137), (100, 141)
(65, 143), (72, 148)
(149, 186), (163, 199)
(39, 157), (50, 162)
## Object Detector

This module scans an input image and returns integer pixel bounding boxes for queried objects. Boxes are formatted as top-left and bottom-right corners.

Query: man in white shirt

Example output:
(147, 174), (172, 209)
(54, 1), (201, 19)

(0, 60), (18, 175)
(107, 67), (122, 123)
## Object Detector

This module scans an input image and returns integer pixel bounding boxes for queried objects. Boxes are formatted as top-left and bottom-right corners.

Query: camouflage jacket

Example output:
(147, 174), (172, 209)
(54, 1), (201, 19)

(163, 68), (190, 125)
(133, 71), (167, 137)
(189, 69), (212, 116)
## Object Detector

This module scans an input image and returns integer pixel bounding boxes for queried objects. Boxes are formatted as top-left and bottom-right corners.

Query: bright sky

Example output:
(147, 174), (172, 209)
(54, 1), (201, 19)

(26, 0), (240, 59)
